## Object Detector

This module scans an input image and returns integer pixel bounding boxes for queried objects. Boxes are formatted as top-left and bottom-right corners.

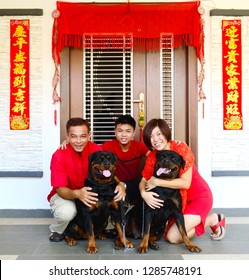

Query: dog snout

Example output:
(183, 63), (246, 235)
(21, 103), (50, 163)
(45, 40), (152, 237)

(162, 158), (171, 166)
(103, 158), (111, 169)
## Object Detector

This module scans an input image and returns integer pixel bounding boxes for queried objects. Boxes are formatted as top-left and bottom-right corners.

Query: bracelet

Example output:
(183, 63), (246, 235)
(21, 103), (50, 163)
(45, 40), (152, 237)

(122, 182), (127, 189)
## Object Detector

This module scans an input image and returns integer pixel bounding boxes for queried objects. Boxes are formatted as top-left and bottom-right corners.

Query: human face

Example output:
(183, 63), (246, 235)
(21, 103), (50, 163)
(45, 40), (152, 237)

(66, 125), (91, 153)
(150, 126), (168, 151)
(115, 124), (135, 146)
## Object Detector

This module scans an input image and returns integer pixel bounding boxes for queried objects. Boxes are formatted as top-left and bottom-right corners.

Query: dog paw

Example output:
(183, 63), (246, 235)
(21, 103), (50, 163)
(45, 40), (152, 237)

(149, 241), (160, 250)
(96, 233), (107, 240)
(65, 236), (77, 246)
(125, 240), (134, 249)
(137, 246), (148, 254)
(188, 245), (202, 253)
(114, 239), (124, 250)
(87, 246), (98, 254)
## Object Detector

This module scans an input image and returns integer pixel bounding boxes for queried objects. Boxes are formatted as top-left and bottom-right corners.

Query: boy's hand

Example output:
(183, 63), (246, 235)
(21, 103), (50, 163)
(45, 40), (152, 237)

(114, 182), (126, 202)
(58, 140), (68, 150)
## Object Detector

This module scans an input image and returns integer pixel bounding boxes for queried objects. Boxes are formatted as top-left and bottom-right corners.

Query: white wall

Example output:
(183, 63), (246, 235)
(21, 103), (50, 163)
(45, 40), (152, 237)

(198, 0), (249, 208)
(0, 0), (248, 210)
(0, 0), (59, 209)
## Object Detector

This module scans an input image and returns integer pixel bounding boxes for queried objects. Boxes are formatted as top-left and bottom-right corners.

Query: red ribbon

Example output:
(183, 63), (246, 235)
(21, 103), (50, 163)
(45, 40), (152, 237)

(10, 19), (30, 130)
(222, 20), (243, 130)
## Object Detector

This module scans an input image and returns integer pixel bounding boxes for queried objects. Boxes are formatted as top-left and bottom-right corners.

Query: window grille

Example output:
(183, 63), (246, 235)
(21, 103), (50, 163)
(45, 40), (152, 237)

(83, 34), (132, 144)
(161, 34), (174, 136)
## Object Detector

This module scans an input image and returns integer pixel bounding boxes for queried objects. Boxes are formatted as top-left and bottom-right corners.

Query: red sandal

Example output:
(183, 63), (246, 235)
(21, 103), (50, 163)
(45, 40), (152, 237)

(210, 213), (226, 241)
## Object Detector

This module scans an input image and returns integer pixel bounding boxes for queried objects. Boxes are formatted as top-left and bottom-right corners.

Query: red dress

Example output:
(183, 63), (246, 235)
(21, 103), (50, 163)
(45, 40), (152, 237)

(142, 140), (213, 237)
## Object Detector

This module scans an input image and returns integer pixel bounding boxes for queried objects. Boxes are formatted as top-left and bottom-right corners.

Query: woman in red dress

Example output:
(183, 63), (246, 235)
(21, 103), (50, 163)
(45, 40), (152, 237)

(139, 118), (226, 243)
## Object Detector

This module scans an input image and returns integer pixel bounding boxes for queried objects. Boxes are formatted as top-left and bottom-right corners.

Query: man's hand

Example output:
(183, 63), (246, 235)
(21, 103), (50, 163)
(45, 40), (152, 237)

(75, 187), (98, 207)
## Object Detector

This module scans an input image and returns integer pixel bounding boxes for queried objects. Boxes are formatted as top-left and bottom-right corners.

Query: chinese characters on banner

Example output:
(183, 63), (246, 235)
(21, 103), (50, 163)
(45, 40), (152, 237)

(10, 19), (30, 130)
(222, 20), (243, 130)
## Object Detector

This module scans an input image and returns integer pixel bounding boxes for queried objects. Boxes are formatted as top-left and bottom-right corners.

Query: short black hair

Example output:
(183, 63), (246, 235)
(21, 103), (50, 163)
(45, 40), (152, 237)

(115, 114), (136, 130)
(66, 117), (90, 133)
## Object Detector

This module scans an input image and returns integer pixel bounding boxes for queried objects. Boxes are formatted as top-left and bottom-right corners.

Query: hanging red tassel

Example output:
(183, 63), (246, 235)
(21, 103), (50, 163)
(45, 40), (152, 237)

(54, 109), (57, 126)
(202, 101), (204, 119)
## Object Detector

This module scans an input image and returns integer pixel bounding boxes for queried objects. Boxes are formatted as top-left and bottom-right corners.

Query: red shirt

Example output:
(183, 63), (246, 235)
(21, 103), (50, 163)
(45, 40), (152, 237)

(101, 139), (149, 181)
(47, 142), (102, 202)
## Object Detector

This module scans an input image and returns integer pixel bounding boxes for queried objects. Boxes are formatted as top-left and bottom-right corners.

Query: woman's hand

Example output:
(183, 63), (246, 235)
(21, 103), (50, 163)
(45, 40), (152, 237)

(139, 177), (163, 209)
(145, 176), (158, 191)
(141, 189), (164, 209)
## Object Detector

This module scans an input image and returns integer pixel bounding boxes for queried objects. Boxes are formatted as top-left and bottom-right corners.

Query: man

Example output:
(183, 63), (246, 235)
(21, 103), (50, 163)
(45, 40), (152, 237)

(102, 115), (150, 205)
(47, 117), (126, 242)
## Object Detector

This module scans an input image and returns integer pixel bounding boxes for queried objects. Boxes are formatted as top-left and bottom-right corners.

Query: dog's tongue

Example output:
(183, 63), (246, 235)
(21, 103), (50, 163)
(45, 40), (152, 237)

(102, 170), (111, 177)
(157, 167), (170, 176)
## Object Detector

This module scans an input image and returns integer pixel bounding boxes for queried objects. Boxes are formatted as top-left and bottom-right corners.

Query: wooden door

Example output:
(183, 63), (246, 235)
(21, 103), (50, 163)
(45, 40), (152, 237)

(60, 46), (198, 163)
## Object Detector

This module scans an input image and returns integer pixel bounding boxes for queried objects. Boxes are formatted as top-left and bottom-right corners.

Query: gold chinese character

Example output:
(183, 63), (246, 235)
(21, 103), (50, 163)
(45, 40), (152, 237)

(13, 25), (27, 38)
(12, 88), (26, 101)
(226, 90), (239, 103)
(225, 76), (240, 90)
(225, 63), (240, 77)
(13, 37), (27, 50)
(13, 63), (26, 75)
(225, 25), (239, 38)
(225, 37), (239, 50)
(12, 101), (27, 115)
(14, 50), (27, 62)
(226, 103), (240, 115)
(13, 75), (26, 88)
(224, 49), (239, 63)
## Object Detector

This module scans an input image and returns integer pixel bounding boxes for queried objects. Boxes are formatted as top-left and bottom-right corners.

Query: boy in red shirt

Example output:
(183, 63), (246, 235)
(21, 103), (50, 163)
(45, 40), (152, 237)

(102, 115), (150, 205)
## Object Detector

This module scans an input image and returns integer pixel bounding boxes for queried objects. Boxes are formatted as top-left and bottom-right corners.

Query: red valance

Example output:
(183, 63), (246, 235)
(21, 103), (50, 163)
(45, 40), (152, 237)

(52, 1), (203, 65)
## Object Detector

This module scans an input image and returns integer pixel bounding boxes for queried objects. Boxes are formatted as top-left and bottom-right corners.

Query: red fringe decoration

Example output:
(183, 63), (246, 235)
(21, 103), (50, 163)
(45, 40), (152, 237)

(52, 1), (202, 65)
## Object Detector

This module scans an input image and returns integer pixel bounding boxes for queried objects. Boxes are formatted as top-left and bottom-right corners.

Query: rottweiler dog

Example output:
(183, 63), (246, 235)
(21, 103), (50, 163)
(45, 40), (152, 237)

(127, 150), (201, 253)
(65, 151), (134, 254)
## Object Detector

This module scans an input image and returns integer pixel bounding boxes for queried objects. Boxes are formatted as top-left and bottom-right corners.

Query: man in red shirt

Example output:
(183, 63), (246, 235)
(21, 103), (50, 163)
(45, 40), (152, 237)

(48, 117), (126, 242)
(102, 115), (150, 205)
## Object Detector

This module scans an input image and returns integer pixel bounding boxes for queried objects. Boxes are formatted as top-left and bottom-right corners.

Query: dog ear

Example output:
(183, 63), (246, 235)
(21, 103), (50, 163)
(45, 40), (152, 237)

(111, 152), (118, 164)
(88, 151), (97, 163)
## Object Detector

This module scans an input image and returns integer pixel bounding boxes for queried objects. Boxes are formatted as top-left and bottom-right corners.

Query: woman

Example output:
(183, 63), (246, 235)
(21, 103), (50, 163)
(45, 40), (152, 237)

(139, 118), (226, 243)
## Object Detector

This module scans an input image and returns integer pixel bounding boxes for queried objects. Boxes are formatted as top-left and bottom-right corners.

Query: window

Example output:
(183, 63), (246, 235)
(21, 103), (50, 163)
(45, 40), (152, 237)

(161, 33), (174, 136)
(83, 34), (132, 144)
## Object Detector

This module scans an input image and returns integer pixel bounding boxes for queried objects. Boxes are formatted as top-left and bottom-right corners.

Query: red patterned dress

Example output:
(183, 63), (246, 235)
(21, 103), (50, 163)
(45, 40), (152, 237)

(142, 140), (213, 238)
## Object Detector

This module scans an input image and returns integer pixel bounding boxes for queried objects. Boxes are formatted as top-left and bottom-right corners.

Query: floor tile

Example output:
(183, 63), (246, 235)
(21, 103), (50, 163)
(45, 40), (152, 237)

(0, 215), (248, 260)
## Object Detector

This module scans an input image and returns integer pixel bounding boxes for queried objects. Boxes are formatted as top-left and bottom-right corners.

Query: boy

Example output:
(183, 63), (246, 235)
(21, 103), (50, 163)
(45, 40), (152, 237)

(102, 115), (150, 204)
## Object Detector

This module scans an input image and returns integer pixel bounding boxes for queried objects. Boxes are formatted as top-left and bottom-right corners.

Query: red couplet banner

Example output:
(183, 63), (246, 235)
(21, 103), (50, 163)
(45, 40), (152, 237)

(222, 20), (243, 130)
(10, 19), (30, 130)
